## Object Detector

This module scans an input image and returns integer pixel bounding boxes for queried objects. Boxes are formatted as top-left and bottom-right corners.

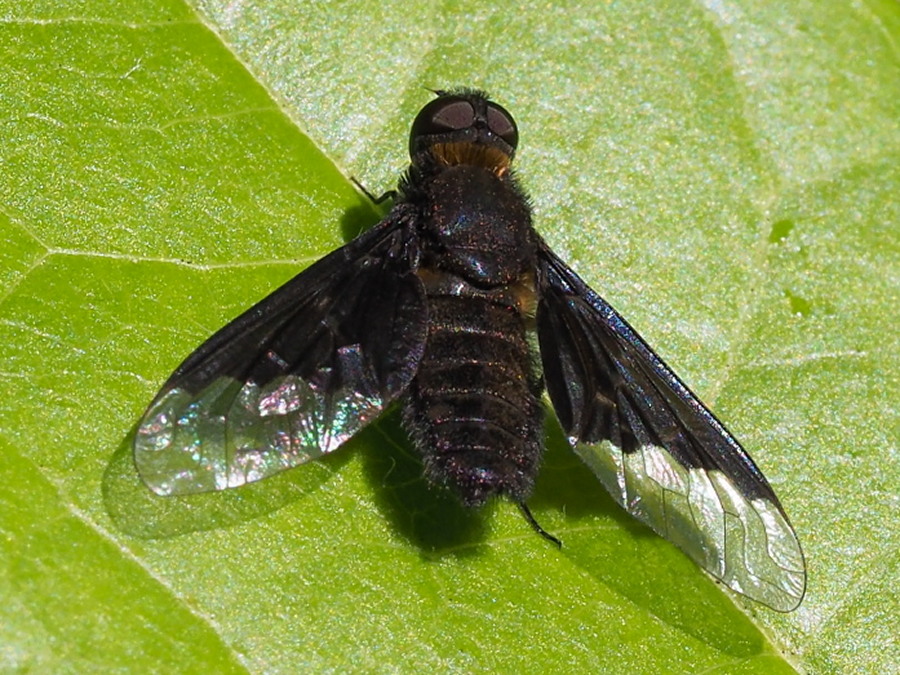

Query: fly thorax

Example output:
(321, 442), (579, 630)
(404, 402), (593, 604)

(424, 165), (533, 286)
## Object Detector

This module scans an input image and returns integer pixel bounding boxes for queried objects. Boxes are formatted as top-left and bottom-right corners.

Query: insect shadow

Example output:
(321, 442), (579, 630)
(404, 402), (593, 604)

(104, 407), (618, 545)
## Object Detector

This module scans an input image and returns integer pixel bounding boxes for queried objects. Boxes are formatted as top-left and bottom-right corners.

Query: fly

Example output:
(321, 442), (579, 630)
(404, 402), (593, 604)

(134, 89), (806, 611)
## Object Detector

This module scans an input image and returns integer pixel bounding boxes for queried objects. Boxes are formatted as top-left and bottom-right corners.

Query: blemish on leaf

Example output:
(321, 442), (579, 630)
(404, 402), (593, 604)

(769, 219), (794, 244)
(784, 289), (812, 317)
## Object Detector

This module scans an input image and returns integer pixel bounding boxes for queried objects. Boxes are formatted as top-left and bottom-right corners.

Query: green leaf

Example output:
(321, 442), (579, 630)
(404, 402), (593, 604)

(1, 0), (897, 672)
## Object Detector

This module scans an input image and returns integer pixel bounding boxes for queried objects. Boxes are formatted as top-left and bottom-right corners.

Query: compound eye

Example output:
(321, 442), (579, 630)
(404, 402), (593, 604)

(486, 103), (518, 149)
(410, 98), (476, 139)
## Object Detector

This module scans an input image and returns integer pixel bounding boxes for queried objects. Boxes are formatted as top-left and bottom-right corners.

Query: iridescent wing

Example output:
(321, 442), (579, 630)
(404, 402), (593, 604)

(535, 241), (806, 611)
(134, 210), (426, 496)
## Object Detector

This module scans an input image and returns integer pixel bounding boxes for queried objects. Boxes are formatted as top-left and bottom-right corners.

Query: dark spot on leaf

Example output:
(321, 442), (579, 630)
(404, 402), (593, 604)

(784, 289), (812, 317)
(769, 219), (794, 243)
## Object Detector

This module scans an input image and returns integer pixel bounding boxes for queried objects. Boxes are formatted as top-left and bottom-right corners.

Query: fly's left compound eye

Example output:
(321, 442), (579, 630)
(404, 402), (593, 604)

(409, 97), (476, 154)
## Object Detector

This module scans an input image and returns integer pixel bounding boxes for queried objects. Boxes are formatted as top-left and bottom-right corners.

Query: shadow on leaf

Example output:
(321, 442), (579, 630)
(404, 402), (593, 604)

(534, 417), (768, 658)
(103, 424), (353, 540)
(361, 411), (489, 555)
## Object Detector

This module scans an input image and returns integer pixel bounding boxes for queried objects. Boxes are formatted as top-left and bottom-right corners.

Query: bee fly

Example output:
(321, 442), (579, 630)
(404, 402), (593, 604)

(134, 89), (806, 611)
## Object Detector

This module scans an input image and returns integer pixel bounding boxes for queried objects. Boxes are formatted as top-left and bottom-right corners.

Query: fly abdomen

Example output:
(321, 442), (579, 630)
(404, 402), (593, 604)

(402, 277), (544, 506)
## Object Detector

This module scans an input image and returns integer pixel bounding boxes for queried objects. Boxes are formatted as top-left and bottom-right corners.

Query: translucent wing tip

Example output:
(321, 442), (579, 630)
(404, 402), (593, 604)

(574, 439), (806, 612)
(134, 385), (230, 496)
(134, 376), (384, 497)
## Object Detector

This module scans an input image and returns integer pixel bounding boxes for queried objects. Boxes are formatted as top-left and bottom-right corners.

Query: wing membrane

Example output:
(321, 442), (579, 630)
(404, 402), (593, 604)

(134, 212), (426, 496)
(536, 241), (805, 611)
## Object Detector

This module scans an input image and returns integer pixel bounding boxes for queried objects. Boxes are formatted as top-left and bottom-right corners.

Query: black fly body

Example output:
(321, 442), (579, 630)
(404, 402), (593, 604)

(134, 89), (806, 611)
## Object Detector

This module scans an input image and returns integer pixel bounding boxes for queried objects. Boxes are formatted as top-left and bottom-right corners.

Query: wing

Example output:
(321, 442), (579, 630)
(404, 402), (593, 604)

(535, 241), (806, 611)
(134, 208), (426, 497)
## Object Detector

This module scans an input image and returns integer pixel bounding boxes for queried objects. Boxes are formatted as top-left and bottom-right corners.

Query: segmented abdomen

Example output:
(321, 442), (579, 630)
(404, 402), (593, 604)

(402, 276), (544, 506)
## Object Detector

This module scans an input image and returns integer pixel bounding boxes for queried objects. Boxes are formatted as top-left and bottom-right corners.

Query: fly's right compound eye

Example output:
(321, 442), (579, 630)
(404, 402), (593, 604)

(485, 102), (518, 150)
